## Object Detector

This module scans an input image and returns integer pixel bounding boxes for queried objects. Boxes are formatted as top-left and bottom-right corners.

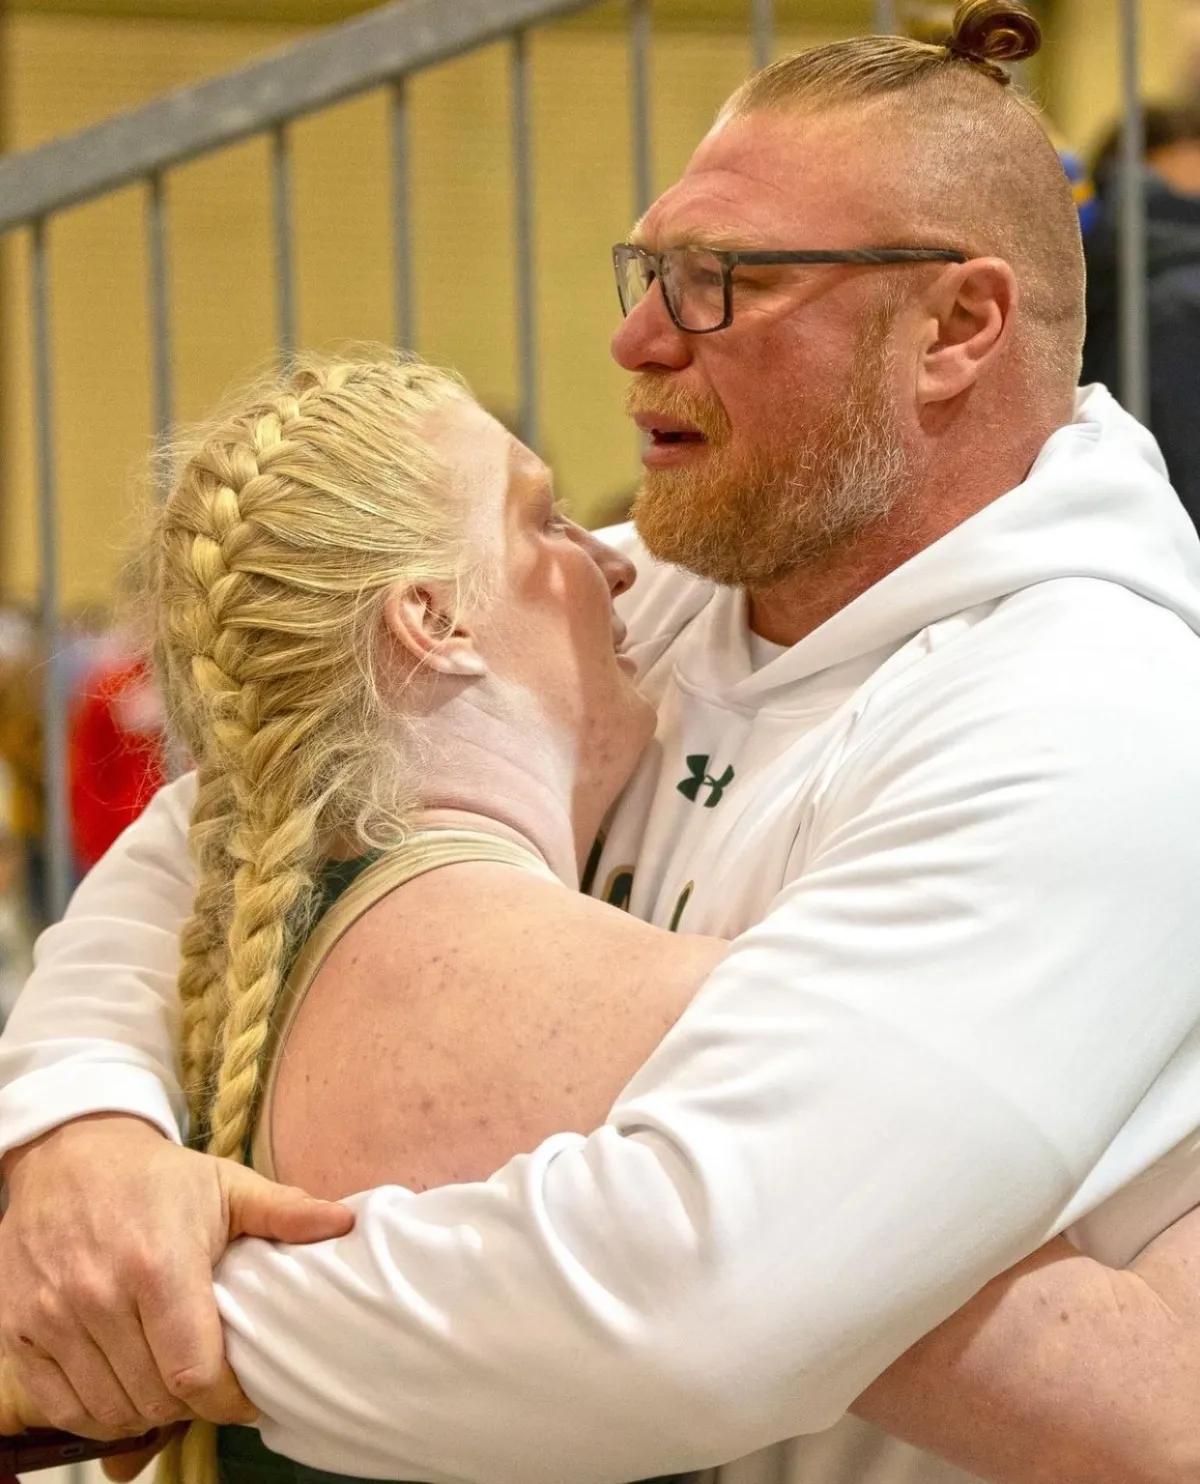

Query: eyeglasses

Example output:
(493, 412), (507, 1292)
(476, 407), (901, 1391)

(612, 242), (968, 334)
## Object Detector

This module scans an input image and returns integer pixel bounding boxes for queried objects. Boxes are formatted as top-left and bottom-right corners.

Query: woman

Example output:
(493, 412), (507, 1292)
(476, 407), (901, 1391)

(2, 348), (1198, 1484)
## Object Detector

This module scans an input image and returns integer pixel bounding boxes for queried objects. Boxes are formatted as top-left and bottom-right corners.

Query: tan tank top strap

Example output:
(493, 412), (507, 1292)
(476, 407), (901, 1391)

(250, 829), (552, 1180)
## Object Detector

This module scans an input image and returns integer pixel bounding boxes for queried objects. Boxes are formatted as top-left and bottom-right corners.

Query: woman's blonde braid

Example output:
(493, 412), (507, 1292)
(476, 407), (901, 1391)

(149, 350), (473, 1484)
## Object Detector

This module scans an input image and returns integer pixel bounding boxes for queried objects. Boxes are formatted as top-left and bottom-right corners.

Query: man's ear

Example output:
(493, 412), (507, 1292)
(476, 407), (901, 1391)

(915, 257), (1017, 408)
(383, 584), (487, 678)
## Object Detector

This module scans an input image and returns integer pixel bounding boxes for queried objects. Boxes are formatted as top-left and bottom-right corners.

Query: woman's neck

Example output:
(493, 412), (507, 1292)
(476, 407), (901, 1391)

(414, 725), (586, 889)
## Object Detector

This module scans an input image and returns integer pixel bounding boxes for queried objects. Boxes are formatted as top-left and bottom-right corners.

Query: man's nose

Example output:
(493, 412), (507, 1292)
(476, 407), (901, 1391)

(610, 281), (692, 373)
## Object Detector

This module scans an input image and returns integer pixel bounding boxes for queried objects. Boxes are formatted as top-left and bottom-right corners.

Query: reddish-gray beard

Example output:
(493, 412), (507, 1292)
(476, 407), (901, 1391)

(631, 330), (911, 588)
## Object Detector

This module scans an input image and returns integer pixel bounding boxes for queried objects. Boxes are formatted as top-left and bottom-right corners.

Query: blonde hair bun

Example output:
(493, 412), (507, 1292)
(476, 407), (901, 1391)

(947, 1), (1042, 81)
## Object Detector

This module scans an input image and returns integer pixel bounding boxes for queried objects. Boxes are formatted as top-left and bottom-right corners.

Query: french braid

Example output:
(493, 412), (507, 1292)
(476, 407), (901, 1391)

(148, 350), (474, 1484)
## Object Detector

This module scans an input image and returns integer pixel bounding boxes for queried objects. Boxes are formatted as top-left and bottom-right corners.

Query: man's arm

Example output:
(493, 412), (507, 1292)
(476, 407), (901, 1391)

(0, 775), (197, 1152)
(0, 778), (352, 1434)
(7, 645), (1200, 1481)
(197, 664), (1200, 1482)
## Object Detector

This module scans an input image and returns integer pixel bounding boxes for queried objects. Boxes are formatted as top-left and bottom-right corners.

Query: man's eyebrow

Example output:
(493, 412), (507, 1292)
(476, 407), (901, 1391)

(625, 223), (776, 252)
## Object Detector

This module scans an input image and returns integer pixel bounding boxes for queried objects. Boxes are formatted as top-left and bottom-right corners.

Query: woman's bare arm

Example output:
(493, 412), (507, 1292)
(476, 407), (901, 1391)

(271, 863), (1200, 1484)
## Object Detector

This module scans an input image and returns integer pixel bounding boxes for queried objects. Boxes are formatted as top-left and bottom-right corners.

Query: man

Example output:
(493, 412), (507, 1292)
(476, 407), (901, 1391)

(6, 8), (1200, 1483)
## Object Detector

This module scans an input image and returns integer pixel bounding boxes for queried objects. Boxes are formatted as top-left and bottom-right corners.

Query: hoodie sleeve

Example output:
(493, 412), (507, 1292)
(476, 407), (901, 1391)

(212, 635), (1200, 1484)
(0, 775), (195, 1153)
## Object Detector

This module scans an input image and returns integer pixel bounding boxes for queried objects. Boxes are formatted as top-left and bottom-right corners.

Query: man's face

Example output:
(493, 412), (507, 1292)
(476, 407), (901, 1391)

(612, 108), (917, 588)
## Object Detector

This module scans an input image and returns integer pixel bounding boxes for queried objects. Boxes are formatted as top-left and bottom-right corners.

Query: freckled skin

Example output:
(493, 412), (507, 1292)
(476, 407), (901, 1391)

(270, 861), (725, 1198)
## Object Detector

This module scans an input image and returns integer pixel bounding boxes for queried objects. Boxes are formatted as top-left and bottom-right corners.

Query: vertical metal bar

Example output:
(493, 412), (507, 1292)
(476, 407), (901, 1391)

(629, 0), (652, 219)
(1117, 0), (1149, 423)
(390, 79), (416, 350)
(511, 30), (538, 452)
(751, 0), (773, 71)
(29, 219), (72, 923)
(146, 172), (175, 494)
(873, 0), (898, 32)
(271, 123), (297, 355)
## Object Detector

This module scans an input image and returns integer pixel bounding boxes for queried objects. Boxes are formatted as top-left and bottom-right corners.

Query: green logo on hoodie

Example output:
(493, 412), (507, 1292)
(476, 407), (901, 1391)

(677, 754), (735, 808)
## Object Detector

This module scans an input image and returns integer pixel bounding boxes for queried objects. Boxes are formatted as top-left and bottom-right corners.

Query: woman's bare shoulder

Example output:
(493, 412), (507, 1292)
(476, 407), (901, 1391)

(335, 859), (722, 982)
(268, 861), (725, 1197)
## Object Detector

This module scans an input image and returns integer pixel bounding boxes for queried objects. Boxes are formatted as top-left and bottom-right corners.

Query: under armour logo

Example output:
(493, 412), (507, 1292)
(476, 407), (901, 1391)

(677, 754), (735, 808)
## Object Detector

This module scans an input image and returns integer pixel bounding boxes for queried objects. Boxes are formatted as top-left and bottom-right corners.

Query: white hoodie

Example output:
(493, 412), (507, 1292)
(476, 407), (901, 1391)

(4, 386), (1200, 1484)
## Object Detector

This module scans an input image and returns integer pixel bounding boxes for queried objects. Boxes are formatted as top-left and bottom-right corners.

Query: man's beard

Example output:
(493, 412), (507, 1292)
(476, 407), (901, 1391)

(628, 312), (912, 589)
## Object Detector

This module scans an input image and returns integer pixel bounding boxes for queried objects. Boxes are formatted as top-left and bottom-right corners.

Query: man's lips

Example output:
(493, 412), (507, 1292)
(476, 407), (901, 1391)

(631, 411), (707, 444)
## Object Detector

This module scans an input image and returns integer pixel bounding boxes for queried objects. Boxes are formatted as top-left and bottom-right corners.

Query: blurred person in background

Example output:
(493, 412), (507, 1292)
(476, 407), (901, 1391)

(0, 757), (33, 1028)
(69, 614), (167, 873)
(0, 612), (45, 930)
(1082, 100), (1200, 527)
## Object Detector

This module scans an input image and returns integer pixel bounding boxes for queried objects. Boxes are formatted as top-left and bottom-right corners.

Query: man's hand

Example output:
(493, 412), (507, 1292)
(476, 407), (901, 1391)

(0, 1113), (354, 1440)
(0, 1350), (44, 1433)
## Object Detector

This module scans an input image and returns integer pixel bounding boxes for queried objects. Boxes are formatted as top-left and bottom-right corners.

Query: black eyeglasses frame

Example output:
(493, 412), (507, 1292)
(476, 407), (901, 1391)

(612, 242), (969, 335)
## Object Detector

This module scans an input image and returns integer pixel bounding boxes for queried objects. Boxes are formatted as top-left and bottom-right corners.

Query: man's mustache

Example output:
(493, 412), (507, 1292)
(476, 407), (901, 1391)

(624, 376), (731, 445)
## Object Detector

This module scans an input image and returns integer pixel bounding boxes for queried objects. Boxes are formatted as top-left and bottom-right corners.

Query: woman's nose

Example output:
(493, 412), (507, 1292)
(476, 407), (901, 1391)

(577, 526), (636, 598)
(604, 546), (637, 598)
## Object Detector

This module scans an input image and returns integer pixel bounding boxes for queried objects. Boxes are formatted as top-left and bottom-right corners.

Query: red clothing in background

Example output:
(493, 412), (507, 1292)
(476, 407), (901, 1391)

(69, 656), (166, 868)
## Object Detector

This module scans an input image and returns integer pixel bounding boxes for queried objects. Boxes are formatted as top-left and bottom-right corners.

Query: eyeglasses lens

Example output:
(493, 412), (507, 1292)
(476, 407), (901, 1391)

(662, 248), (726, 332)
(615, 246), (728, 331)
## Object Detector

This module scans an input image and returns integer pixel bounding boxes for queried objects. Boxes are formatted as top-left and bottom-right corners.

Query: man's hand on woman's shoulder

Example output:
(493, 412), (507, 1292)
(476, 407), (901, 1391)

(0, 1112), (353, 1439)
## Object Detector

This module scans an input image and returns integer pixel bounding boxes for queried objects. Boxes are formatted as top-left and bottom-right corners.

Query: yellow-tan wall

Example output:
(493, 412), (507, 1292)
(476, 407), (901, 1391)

(0, 0), (1195, 608)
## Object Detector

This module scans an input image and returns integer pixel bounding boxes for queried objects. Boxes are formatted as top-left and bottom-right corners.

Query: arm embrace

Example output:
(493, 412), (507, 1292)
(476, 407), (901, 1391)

(6, 661), (1200, 1481)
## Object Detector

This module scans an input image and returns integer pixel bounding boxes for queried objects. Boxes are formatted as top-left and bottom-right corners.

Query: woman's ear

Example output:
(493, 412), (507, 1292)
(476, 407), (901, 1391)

(383, 584), (487, 678)
(915, 257), (1017, 408)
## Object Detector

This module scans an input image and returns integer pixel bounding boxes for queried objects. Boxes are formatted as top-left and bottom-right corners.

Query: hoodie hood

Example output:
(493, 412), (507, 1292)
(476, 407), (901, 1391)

(621, 385), (1200, 703)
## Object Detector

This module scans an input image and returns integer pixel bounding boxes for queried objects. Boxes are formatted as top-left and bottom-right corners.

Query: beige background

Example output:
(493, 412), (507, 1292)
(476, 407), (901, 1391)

(0, 0), (1195, 609)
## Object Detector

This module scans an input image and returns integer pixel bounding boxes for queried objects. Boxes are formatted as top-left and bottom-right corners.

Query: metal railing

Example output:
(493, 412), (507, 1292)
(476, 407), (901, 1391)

(2, 0), (612, 920)
(0, 0), (1149, 924)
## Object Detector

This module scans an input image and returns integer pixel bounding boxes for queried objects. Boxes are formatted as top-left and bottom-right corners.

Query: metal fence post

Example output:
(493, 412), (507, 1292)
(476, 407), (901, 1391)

(146, 172), (175, 494)
(873, 0), (897, 32)
(751, 0), (774, 71)
(1117, 0), (1149, 423)
(511, 29), (539, 452)
(271, 124), (298, 356)
(29, 219), (73, 923)
(630, 0), (653, 220)
(390, 79), (416, 350)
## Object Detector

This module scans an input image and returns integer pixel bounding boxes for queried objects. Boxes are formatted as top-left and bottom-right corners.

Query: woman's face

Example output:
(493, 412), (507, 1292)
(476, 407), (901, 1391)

(431, 398), (656, 789)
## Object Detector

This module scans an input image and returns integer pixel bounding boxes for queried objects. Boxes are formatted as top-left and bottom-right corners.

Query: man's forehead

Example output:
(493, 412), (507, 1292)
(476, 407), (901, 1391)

(632, 111), (885, 249)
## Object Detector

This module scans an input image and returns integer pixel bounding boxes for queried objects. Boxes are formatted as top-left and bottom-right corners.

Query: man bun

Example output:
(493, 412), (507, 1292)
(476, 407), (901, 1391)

(946, 0), (1042, 83)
